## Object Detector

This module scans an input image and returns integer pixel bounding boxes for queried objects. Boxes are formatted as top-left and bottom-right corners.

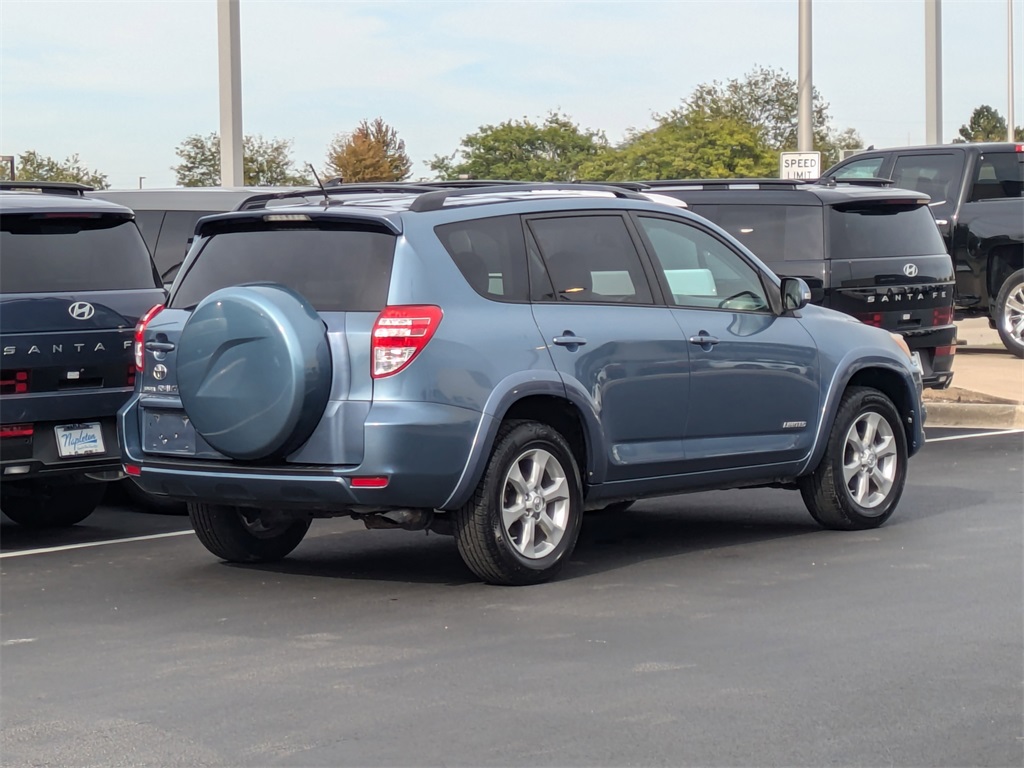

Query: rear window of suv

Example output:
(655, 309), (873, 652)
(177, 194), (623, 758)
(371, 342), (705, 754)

(170, 224), (396, 311)
(827, 203), (946, 260)
(687, 204), (824, 262)
(0, 213), (158, 293)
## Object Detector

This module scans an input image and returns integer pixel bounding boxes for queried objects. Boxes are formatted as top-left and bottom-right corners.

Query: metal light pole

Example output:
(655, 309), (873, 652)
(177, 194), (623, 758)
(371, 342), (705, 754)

(797, 0), (813, 151)
(925, 0), (943, 144)
(217, 0), (244, 187)
(1009, 0), (1016, 142)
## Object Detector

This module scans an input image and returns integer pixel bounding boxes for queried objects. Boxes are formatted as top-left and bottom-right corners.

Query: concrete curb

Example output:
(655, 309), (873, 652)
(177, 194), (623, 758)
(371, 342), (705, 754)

(924, 402), (1024, 429)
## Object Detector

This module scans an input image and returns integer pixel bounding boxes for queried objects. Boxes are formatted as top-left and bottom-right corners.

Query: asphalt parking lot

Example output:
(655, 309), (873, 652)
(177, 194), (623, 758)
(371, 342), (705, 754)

(2, 427), (1021, 767)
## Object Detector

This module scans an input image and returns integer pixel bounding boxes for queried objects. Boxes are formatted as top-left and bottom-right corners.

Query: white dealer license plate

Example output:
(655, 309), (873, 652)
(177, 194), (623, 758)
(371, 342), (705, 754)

(54, 423), (105, 458)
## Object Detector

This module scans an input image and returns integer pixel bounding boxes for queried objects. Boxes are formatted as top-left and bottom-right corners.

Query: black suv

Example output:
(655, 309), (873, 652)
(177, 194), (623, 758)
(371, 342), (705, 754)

(634, 180), (957, 389)
(0, 183), (165, 526)
(822, 143), (1024, 356)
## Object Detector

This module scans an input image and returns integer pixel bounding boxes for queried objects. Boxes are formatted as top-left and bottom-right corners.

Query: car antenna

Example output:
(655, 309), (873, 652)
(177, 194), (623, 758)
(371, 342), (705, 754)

(307, 163), (330, 205)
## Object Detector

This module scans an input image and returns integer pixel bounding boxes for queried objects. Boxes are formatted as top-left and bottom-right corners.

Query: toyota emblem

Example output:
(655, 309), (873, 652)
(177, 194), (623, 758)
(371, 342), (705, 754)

(68, 301), (96, 320)
(152, 364), (168, 381)
(903, 263), (919, 278)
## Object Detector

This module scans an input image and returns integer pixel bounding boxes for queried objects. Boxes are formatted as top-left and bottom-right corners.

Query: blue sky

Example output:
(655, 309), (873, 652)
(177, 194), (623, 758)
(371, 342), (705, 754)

(2, 0), (1021, 189)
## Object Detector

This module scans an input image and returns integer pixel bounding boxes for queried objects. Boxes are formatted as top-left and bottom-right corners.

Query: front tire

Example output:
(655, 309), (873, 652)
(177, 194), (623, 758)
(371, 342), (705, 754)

(187, 502), (310, 562)
(453, 421), (583, 586)
(1, 480), (106, 528)
(994, 269), (1024, 358)
(799, 387), (908, 530)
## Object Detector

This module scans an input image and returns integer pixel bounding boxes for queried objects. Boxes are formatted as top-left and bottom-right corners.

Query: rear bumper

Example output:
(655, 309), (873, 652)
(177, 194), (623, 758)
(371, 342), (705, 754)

(902, 324), (957, 389)
(119, 398), (487, 513)
(1, 416), (123, 481)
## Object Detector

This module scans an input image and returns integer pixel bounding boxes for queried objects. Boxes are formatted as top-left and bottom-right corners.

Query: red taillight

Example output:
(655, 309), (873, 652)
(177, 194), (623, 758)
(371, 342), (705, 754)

(350, 476), (389, 488)
(370, 305), (443, 378)
(0, 370), (30, 395)
(935, 345), (956, 357)
(124, 464), (141, 477)
(134, 304), (164, 373)
(932, 306), (953, 326)
(0, 424), (34, 438)
(1016, 144), (1024, 153)
(127, 364), (137, 387)
(857, 312), (884, 327)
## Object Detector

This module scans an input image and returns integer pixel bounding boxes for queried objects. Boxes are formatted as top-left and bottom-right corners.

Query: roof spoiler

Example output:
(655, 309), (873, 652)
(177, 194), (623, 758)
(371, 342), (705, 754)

(235, 183), (438, 211)
(0, 180), (94, 196)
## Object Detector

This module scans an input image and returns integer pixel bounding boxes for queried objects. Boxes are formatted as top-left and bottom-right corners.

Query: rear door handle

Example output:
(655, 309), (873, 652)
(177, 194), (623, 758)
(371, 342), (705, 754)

(553, 335), (588, 347)
(688, 334), (720, 346)
(145, 341), (175, 352)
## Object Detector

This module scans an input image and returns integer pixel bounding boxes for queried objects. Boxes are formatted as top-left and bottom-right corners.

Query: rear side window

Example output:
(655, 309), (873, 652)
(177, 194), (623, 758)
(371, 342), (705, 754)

(828, 204), (946, 260)
(688, 204), (824, 263)
(435, 215), (529, 301)
(891, 153), (964, 206)
(0, 213), (159, 293)
(527, 215), (653, 304)
(170, 225), (396, 311)
(968, 152), (1024, 202)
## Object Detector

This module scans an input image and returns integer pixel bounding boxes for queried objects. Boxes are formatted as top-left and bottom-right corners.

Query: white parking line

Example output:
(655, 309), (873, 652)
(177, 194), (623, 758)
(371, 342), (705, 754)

(927, 429), (1024, 443)
(0, 529), (194, 560)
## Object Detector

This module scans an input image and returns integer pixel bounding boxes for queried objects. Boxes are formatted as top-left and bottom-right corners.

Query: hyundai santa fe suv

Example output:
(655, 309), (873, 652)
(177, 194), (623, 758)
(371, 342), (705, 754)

(120, 183), (926, 585)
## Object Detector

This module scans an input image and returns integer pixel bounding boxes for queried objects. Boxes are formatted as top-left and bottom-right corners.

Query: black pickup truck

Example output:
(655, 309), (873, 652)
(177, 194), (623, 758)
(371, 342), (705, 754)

(0, 183), (165, 526)
(823, 143), (1024, 356)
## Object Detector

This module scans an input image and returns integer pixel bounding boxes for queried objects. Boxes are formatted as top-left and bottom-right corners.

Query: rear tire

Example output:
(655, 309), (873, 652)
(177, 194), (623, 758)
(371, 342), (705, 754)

(187, 502), (310, 562)
(1, 480), (105, 528)
(994, 269), (1024, 358)
(453, 420), (583, 586)
(799, 387), (907, 530)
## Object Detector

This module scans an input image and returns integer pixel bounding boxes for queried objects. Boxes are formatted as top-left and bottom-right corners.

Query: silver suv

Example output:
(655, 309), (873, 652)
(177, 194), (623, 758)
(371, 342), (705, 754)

(120, 183), (926, 585)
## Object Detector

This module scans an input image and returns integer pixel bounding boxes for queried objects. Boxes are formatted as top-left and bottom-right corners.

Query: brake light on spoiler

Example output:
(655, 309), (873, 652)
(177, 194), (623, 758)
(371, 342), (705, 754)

(371, 306), (443, 378)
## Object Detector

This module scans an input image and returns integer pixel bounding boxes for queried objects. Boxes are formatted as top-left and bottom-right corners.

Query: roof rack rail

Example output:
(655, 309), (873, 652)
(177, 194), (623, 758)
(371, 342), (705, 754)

(235, 183), (437, 211)
(816, 176), (895, 188)
(0, 180), (94, 196)
(573, 180), (653, 192)
(640, 178), (812, 190)
(408, 182), (648, 212)
(413, 179), (530, 189)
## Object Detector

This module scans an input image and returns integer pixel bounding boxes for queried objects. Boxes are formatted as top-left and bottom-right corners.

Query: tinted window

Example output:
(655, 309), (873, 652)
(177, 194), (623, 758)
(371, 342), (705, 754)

(891, 153), (964, 206)
(527, 215), (653, 304)
(0, 214), (158, 293)
(637, 216), (770, 312)
(832, 156), (885, 179)
(155, 211), (210, 282)
(688, 204), (823, 263)
(171, 225), (395, 311)
(435, 215), (529, 301)
(828, 204), (946, 260)
(968, 152), (1024, 202)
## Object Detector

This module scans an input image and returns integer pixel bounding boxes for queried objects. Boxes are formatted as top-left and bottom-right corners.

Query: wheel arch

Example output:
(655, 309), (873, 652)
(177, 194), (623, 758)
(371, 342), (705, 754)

(800, 359), (924, 476)
(439, 372), (607, 510)
(987, 243), (1024, 304)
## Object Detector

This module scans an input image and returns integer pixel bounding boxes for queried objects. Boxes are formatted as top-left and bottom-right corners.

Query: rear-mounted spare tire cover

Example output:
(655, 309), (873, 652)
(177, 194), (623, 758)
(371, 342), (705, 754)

(177, 284), (331, 461)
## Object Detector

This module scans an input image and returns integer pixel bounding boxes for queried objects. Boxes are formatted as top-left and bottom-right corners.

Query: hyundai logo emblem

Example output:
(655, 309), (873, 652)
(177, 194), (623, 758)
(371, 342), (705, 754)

(903, 263), (919, 278)
(68, 301), (96, 320)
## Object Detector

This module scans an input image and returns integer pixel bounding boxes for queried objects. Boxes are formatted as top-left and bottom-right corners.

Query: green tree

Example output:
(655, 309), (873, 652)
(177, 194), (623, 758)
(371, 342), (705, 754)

(171, 133), (311, 187)
(0, 150), (109, 188)
(430, 111), (608, 181)
(954, 105), (1024, 142)
(324, 118), (412, 183)
(673, 65), (862, 168)
(579, 111), (776, 181)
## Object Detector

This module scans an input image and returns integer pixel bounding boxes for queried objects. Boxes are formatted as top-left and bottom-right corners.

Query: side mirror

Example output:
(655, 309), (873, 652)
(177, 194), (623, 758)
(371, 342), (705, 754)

(781, 277), (812, 312)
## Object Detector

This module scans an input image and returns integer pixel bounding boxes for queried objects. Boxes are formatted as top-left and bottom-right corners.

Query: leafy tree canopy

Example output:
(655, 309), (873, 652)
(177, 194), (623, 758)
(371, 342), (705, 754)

(0, 150), (109, 188)
(667, 65), (862, 168)
(954, 105), (1024, 142)
(430, 112), (608, 181)
(325, 118), (412, 183)
(171, 133), (311, 187)
(579, 110), (776, 181)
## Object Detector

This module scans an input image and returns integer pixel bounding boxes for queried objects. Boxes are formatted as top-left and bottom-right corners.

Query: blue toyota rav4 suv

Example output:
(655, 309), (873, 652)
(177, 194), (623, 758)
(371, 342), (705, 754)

(120, 183), (926, 585)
